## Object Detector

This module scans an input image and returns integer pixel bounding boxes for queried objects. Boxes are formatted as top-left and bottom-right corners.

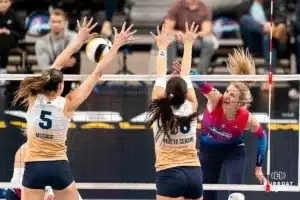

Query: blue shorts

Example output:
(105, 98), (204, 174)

(156, 166), (203, 199)
(22, 160), (74, 190)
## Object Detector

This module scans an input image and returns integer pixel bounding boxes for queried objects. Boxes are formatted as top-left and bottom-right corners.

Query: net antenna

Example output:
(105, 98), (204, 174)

(266, 0), (274, 191)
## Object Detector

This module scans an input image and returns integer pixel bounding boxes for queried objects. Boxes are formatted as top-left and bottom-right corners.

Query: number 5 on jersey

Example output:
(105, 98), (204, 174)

(39, 110), (52, 129)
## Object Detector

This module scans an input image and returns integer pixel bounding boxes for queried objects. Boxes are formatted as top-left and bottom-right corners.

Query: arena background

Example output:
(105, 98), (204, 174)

(0, 0), (299, 199)
(0, 84), (299, 200)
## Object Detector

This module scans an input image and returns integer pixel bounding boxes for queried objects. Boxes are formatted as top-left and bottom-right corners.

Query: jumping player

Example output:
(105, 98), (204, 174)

(12, 17), (136, 200)
(173, 49), (268, 200)
(147, 22), (203, 200)
(6, 142), (83, 200)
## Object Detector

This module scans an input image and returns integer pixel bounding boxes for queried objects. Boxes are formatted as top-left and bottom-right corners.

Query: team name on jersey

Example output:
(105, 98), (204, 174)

(36, 132), (53, 140)
(207, 126), (233, 140)
(162, 136), (195, 145)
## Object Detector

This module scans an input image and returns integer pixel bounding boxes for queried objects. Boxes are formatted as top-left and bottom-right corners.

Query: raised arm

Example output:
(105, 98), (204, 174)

(180, 22), (199, 111)
(51, 17), (98, 70)
(150, 24), (173, 100)
(64, 22), (136, 112)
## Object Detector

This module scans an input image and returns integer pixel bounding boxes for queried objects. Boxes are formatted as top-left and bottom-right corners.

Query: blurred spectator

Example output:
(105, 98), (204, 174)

(289, 1), (300, 100)
(239, 0), (288, 91)
(100, 0), (117, 38)
(35, 8), (79, 96)
(152, 0), (218, 74)
(0, 0), (26, 85)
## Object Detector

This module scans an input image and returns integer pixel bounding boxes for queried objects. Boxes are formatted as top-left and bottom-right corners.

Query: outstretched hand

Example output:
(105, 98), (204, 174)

(150, 24), (173, 50)
(171, 60), (182, 75)
(76, 17), (98, 43)
(179, 22), (199, 44)
(113, 22), (137, 48)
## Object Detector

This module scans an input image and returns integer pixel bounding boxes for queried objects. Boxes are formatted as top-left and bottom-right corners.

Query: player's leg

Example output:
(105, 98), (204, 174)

(199, 148), (223, 200)
(223, 145), (247, 196)
(21, 187), (45, 200)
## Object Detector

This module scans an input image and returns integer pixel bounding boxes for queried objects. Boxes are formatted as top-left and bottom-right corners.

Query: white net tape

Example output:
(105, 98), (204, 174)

(0, 183), (299, 192)
(2, 74), (300, 81)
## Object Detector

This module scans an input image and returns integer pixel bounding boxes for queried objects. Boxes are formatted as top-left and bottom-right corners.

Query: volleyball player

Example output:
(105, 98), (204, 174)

(6, 142), (83, 200)
(147, 22), (203, 200)
(12, 17), (136, 200)
(172, 49), (268, 200)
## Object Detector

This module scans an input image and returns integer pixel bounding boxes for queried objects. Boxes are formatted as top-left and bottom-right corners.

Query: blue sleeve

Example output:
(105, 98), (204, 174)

(256, 128), (267, 166)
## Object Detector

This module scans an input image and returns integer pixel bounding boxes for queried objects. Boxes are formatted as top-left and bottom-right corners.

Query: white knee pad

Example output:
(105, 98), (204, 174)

(228, 193), (245, 200)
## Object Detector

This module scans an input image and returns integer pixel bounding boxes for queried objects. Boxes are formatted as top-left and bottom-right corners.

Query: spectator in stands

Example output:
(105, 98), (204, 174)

(35, 8), (80, 96)
(288, 1), (300, 100)
(239, 0), (288, 91)
(0, 0), (26, 85)
(153, 0), (218, 74)
(100, 0), (117, 38)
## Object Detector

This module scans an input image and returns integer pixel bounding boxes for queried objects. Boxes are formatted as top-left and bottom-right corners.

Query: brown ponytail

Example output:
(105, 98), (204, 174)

(13, 69), (63, 107)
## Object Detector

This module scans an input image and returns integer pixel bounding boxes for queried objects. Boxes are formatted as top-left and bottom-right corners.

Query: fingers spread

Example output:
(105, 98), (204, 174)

(125, 24), (134, 33)
(86, 17), (94, 28)
(77, 20), (81, 29)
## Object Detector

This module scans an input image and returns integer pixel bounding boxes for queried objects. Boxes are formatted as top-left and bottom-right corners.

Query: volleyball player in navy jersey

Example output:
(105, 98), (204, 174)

(172, 49), (268, 200)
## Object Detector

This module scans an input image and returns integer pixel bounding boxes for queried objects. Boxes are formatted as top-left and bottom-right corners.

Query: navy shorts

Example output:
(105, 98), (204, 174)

(156, 166), (203, 199)
(22, 160), (74, 190)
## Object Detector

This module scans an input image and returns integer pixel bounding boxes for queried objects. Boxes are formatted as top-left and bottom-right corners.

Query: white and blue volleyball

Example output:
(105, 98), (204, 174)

(86, 37), (112, 63)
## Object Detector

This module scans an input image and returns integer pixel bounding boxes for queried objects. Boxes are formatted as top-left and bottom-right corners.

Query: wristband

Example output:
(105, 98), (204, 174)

(183, 77), (193, 89)
(154, 77), (167, 88)
(158, 49), (167, 57)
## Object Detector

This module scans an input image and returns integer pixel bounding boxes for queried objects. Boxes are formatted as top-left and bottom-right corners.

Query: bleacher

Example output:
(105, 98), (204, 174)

(7, 0), (297, 74)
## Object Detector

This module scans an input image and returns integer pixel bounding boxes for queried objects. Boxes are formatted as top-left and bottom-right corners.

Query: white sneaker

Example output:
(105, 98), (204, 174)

(288, 89), (300, 100)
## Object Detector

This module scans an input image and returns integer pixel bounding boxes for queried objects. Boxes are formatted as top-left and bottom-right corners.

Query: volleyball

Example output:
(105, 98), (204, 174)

(85, 37), (112, 63)
(228, 193), (245, 200)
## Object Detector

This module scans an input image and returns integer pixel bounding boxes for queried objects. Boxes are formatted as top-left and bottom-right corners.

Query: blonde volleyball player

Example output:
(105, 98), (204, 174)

(12, 17), (136, 200)
(6, 142), (83, 200)
(147, 22), (203, 200)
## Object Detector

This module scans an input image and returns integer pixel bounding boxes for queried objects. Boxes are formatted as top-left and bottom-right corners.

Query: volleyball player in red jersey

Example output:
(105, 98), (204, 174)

(173, 49), (268, 200)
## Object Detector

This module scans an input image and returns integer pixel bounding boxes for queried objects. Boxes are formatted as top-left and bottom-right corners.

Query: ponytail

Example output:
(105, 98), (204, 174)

(227, 48), (256, 86)
(147, 97), (198, 139)
(13, 75), (50, 107)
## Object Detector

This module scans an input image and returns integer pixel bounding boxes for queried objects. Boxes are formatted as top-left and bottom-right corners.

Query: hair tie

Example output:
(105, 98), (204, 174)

(168, 93), (174, 100)
(46, 75), (51, 81)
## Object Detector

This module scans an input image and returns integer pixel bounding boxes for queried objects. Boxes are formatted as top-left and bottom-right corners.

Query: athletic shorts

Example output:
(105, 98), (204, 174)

(5, 189), (20, 200)
(156, 166), (203, 199)
(22, 160), (74, 190)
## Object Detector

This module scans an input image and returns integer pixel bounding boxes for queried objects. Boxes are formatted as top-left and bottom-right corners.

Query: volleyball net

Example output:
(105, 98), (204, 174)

(0, 74), (298, 199)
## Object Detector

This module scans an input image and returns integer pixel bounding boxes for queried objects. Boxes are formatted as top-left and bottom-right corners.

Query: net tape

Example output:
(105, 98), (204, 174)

(1, 74), (300, 81)
(0, 183), (299, 192)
